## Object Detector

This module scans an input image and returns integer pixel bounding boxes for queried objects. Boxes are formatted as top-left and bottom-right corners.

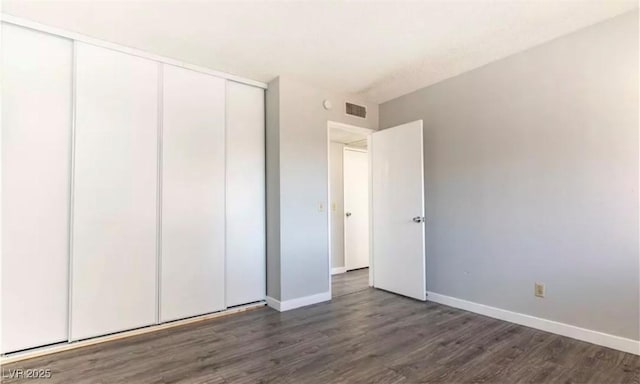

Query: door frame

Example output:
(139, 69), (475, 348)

(327, 121), (374, 296)
(367, 134), (374, 287)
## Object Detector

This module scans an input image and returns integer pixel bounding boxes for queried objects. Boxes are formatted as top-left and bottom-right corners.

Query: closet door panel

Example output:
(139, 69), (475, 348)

(1, 24), (72, 353)
(160, 65), (226, 322)
(71, 43), (158, 340)
(226, 81), (266, 307)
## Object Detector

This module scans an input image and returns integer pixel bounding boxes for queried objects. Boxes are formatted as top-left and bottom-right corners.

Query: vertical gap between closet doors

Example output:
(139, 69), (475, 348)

(156, 62), (164, 324)
(67, 39), (77, 343)
(223, 80), (229, 310)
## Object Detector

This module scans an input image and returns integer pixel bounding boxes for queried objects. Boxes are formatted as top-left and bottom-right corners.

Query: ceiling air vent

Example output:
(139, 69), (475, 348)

(345, 102), (367, 119)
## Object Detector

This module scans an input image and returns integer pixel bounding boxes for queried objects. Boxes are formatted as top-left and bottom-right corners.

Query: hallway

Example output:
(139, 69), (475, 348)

(332, 268), (369, 298)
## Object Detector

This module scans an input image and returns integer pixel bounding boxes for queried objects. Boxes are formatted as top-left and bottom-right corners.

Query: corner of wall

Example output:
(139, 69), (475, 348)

(266, 75), (380, 308)
(265, 76), (282, 301)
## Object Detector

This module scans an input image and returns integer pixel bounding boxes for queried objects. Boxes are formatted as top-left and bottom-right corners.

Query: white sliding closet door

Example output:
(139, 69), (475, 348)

(160, 65), (226, 322)
(1, 24), (72, 353)
(71, 43), (158, 340)
(226, 81), (266, 307)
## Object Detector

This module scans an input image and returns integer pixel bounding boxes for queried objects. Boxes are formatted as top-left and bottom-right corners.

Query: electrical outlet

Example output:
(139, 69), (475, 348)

(534, 282), (545, 298)
(318, 202), (325, 212)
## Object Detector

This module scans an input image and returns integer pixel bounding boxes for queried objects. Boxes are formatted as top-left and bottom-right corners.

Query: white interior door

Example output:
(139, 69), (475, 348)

(371, 120), (426, 300)
(161, 64), (226, 322)
(1, 24), (72, 352)
(72, 43), (158, 340)
(343, 148), (369, 271)
(226, 81), (266, 307)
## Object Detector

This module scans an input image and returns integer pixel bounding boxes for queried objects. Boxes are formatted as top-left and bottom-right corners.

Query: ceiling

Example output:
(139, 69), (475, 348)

(3, 1), (637, 103)
(330, 126), (369, 148)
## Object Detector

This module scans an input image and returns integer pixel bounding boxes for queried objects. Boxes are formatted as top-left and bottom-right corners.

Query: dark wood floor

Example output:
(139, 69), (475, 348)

(332, 268), (369, 298)
(3, 279), (638, 383)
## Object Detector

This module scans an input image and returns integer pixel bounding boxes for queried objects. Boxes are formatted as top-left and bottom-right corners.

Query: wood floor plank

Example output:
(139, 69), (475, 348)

(332, 268), (371, 298)
(2, 269), (638, 383)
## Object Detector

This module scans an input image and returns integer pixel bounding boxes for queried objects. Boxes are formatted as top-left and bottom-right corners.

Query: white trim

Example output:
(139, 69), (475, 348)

(223, 80), (229, 307)
(332, 267), (347, 275)
(344, 147), (368, 153)
(328, 120), (374, 287)
(266, 291), (331, 312)
(265, 296), (282, 311)
(367, 135), (374, 287)
(1, 302), (266, 364)
(326, 124), (333, 299)
(67, 39), (78, 343)
(426, 291), (640, 356)
(0, 14), (267, 89)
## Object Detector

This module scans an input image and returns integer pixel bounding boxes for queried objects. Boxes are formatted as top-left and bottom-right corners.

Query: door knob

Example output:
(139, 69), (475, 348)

(346, 212), (352, 217)
(412, 216), (424, 223)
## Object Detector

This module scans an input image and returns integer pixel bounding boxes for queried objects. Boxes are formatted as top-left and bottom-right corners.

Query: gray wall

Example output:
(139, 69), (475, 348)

(265, 77), (281, 299)
(330, 141), (345, 269)
(379, 11), (639, 340)
(267, 76), (378, 301)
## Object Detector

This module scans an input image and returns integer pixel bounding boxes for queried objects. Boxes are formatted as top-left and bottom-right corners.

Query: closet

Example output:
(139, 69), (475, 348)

(226, 82), (266, 307)
(1, 23), (72, 353)
(160, 64), (226, 322)
(1, 21), (266, 354)
(71, 43), (159, 341)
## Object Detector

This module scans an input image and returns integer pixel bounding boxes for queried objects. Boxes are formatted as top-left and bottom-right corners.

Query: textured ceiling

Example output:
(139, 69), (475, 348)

(330, 127), (369, 148)
(3, 1), (637, 103)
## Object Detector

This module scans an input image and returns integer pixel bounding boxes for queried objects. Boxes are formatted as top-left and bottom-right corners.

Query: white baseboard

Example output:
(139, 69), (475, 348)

(426, 291), (639, 355)
(265, 296), (281, 311)
(266, 291), (331, 312)
(331, 267), (347, 275)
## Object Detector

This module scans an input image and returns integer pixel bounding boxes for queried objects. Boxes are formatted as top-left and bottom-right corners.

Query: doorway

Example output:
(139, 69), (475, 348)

(328, 121), (372, 298)
(327, 120), (426, 301)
